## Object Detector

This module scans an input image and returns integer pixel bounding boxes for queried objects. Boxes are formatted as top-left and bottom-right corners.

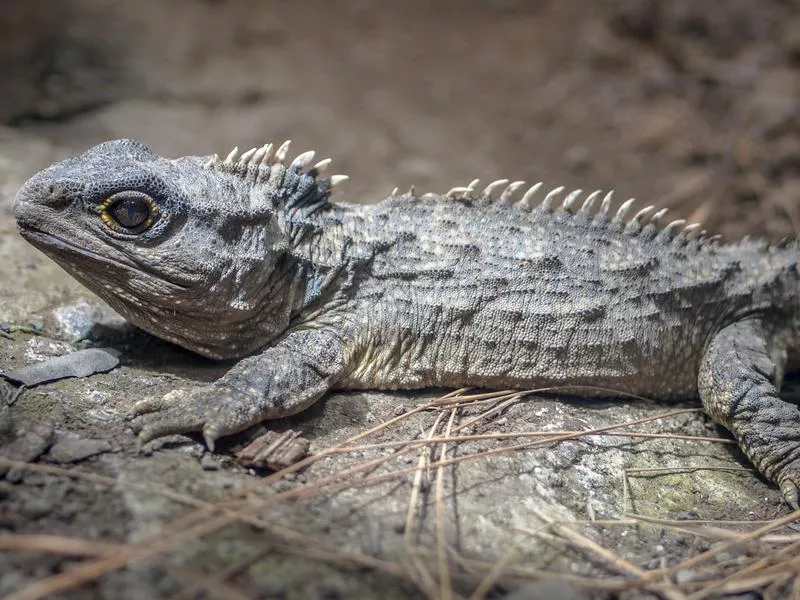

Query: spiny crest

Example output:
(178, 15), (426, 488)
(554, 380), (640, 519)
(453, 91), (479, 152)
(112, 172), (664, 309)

(442, 179), (717, 247)
(203, 140), (348, 213)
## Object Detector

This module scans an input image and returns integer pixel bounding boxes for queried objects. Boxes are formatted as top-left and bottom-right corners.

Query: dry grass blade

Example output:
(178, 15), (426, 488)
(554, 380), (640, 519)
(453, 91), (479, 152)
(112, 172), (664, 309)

(405, 414), (446, 542)
(436, 409), (458, 600)
(225, 387), (481, 504)
(233, 401), (434, 497)
(2, 514), (244, 600)
(332, 429), (733, 454)
(0, 457), (215, 510)
(629, 514), (800, 543)
(624, 508), (800, 591)
(403, 553), (439, 600)
(468, 534), (529, 600)
(404, 412), (446, 598)
(167, 546), (275, 600)
(626, 466), (751, 475)
(685, 542), (800, 600)
(690, 573), (792, 598)
(277, 409), (711, 507)
(0, 535), (120, 557)
(451, 553), (631, 591)
(430, 389), (521, 407)
(451, 393), (522, 434)
(523, 510), (688, 600)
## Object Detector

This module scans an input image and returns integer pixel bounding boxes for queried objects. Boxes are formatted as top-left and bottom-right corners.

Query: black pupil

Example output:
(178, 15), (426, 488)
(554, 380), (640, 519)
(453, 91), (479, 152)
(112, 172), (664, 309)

(111, 196), (150, 228)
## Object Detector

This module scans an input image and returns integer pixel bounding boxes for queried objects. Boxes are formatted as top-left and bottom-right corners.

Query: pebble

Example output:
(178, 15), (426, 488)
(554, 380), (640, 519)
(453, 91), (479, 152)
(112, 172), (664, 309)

(48, 437), (112, 463)
(200, 454), (219, 471)
(316, 578), (345, 599)
(504, 581), (589, 600)
(0, 571), (26, 597)
(50, 302), (105, 343)
(0, 420), (54, 477)
(0, 481), (16, 499)
(0, 403), (12, 437)
(49, 301), (129, 343)
(675, 569), (696, 584)
(19, 497), (54, 520)
(4, 348), (119, 387)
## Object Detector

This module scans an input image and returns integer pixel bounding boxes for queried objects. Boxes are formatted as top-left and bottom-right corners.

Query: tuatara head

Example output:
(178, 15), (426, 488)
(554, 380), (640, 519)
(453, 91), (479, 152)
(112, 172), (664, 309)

(14, 138), (344, 358)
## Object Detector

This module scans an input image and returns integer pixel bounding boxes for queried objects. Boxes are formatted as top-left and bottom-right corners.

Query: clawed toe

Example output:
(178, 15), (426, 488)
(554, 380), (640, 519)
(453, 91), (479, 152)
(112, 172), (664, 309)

(126, 388), (234, 450)
(131, 396), (166, 417)
(131, 389), (190, 418)
(126, 385), (266, 451)
(128, 390), (209, 445)
(781, 481), (800, 511)
(202, 428), (219, 453)
(136, 413), (204, 444)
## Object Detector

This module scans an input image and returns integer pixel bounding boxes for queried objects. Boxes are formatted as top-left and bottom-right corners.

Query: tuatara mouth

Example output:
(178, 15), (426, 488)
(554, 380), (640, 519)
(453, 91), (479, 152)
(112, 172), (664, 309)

(18, 225), (194, 295)
(17, 226), (130, 270)
(19, 225), (196, 292)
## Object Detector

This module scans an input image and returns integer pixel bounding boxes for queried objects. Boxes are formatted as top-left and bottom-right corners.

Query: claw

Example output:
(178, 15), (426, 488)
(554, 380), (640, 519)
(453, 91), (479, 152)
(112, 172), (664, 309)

(128, 386), (267, 452)
(137, 416), (204, 445)
(131, 396), (167, 417)
(203, 432), (217, 453)
(781, 481), (800, 510)
(129, 390), (203, 445)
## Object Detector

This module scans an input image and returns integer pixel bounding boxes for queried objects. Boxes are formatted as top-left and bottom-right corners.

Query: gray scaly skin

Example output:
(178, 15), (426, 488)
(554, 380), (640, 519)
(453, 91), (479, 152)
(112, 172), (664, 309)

(13, 139), (800, 506)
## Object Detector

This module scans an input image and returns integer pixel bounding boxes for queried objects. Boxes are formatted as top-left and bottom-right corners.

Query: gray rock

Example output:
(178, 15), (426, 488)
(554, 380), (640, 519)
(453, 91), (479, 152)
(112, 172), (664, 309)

(200, 453), (219, 471)
(3, 347), (119, 387)
(0, 480), (16, 499)
(675, 569), (696, 584)
(0, 419), (53, 476)
(504, 580), (590, 600)
(48, 436), (112, 463)
(19, 497), (54, 520)
(50, 301), (110, 343)
(0, 403), (12, 439)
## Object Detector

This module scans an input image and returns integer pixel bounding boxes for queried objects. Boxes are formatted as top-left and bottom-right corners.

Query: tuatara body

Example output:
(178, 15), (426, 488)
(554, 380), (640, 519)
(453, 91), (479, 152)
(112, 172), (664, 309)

(13, 139), (800, 504)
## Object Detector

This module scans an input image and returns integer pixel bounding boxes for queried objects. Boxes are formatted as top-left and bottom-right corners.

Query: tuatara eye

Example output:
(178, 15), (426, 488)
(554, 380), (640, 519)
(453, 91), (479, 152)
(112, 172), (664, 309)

(97, 191), (159, 233)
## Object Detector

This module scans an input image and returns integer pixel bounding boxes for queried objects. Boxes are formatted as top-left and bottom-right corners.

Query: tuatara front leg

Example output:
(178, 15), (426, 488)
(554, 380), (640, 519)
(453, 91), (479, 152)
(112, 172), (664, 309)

(698, 318), (800, 507)
(131, 328), (347, 450)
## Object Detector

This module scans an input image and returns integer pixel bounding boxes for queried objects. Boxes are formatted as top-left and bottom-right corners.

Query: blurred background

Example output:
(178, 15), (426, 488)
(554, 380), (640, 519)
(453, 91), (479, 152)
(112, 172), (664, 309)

(2, 0), (799, 239)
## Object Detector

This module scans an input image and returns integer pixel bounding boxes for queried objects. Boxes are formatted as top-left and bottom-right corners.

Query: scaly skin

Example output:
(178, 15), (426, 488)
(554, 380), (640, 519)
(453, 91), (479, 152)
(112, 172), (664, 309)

(13, 139), (800, 505)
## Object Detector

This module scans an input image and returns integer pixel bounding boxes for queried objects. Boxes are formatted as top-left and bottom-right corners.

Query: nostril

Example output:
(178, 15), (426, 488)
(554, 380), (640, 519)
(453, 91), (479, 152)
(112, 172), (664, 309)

(15, 175), (76, 211)
(41, 181), (69, 208)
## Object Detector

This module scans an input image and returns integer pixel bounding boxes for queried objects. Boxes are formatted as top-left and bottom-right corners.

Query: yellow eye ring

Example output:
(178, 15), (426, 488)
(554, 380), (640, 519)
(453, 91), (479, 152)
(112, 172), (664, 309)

(96, 191), (160, 234)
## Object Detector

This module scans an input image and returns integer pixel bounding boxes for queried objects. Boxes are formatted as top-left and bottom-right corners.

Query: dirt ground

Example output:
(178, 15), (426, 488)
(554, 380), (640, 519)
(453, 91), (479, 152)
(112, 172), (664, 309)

(1, 1), (800, 599)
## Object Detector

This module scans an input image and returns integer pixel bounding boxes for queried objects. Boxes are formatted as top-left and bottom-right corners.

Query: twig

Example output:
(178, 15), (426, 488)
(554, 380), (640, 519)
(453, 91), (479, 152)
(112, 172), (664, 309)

(435, 409), (458, 600)
(523, 510), (688, 600)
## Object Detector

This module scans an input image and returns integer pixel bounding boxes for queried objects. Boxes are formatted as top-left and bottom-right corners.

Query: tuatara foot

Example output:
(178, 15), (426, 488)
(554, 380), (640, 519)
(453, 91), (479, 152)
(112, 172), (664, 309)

(131, 388), (260, 451)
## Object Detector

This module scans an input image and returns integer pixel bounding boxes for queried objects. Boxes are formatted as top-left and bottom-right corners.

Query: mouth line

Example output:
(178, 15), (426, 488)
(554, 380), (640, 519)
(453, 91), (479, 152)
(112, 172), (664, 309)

(19, 226), (135, 270)
(18, 226), (190, 291)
